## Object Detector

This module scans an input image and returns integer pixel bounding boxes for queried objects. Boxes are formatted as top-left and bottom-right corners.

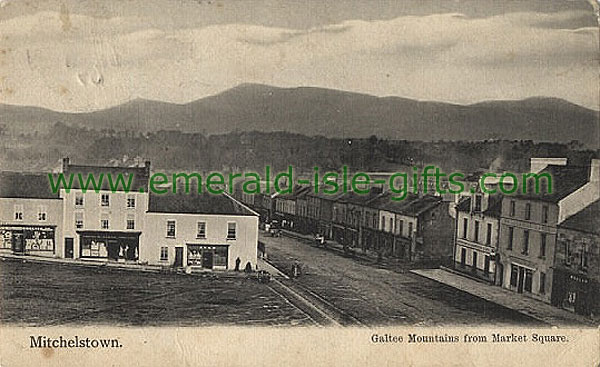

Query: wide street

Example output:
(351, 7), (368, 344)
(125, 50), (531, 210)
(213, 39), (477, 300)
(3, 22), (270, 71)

(260, 232), (543, 326)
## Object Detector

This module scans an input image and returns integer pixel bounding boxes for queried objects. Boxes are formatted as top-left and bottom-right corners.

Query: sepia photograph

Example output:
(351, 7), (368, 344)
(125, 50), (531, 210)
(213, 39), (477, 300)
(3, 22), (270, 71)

(0, 0), (598, 366)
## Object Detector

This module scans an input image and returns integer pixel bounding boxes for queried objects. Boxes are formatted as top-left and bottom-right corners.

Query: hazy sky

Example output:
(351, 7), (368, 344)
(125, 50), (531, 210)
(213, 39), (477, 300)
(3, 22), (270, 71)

(0, 0), (598, 112)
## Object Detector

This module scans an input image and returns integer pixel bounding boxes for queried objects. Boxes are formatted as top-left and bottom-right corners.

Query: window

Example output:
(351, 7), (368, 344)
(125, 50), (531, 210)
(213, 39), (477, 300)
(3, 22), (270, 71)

(408, 222), (413, 238)
(101, 193), (110, 207)
(581, 244), (589, 269)
(399, 220), (404, 237)
(522, 230), (529, 255)
(565, 241), (572, 265)
(507, 226), (514, 250)
(75, 212), (84, 229)
(214, 247), (228, 268)
(14, 205), (23, 221)
(462, 218), (468, 239)
(524, 269), (533, 292)
(542, 205), (549, 223)
(166, 220), (176, 238)
(197, 221), (207, 238)
(126, 214), (135, 230)
(539, 233), (546, 258)
(539, 272), (546, 294)
(75, 194), (84, 207)
(101, 216), (109, 229)
(486, 223), (492, 245)
(525, 203), (531, 220)
(509, 200), (516, 217)
(474, 195), (482, 212)
(38, 205), (47, 221)
(126, 194), (136, 208)
(474, 221), (480, 242)
(484, 255), (490, 274)
(160, 247), (168, 261)
(227, 222), (237, 239)
(389, 218), (393, 233)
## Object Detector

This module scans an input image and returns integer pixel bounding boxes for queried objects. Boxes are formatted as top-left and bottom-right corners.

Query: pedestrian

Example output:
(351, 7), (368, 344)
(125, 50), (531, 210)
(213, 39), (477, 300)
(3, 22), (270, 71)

(235, 257), (241, 271)
(244, 262), (252, 273)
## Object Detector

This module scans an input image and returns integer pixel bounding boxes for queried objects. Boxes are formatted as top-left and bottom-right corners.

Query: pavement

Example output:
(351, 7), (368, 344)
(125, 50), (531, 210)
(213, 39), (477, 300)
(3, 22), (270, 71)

(412, 268), (597, 327)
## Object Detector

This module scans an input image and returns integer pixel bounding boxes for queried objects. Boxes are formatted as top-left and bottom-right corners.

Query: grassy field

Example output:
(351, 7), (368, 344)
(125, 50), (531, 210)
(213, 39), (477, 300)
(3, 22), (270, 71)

(0, 258), (313, 327)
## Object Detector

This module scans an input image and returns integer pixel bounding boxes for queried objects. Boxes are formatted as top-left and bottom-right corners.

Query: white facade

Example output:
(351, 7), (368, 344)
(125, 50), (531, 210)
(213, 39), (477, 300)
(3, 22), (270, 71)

(141, 213), (258, 270)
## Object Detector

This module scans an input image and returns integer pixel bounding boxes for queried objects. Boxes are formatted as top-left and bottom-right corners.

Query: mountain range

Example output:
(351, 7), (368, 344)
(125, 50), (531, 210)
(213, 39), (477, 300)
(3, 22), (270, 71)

(1, 84), (598, 147)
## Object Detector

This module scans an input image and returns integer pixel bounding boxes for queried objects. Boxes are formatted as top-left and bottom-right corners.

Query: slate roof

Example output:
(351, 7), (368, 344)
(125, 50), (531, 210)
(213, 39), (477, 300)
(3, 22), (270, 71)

(559, 199), (600, 235)
(148, 185), (256, 216)
(0, 171), (60, 199)
(63, 164), (149, 192)
(370, 193), (442, 216)
(517, 164), (589, 203)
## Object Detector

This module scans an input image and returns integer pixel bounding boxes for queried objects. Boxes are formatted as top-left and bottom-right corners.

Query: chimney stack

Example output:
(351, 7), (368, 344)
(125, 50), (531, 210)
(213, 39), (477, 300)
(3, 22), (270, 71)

(62, 157), (70, 173)
(144, 160), (151, 175)
(530, 157), (567, 173)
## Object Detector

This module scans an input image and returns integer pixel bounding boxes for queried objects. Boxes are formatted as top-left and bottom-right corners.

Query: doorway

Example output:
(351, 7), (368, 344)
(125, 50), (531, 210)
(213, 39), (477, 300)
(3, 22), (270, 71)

(174, 247), (184, 268)
(517, 267), (525, 293)
(65, 237), (74, 258)
(202, 251), (213, 269)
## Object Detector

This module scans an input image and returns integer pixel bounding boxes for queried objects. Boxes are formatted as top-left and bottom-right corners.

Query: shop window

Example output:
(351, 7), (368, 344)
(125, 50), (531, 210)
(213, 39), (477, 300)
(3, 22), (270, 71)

(126, 194), (136, 208)
(227, 222), (237, 240)
(14, 205), (23, 221)
(75, 194), (84, 207)
(197, 221), (206, 238)
(75, 212), (84, 229)
(81, 239), (108, 258)
(524, 269), (533, 292)
(38, 205), (47, 221)
(101, 194), (110, 207)
(160, 247), (168, 261)
(214, 247), (228, 268)
(166, 220), (176, 238)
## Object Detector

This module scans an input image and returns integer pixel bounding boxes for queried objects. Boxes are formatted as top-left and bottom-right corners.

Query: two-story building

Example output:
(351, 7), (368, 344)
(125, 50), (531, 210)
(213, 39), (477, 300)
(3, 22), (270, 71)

(142, 189), (258, 271)
(59, 158), (150, 261)
(552, 199), (599, 317)
(0, 172), (63, 257)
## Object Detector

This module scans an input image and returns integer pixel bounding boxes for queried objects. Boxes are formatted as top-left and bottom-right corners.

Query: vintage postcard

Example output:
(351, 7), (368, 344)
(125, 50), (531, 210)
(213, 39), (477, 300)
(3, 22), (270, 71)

(0, 0), (598, 366)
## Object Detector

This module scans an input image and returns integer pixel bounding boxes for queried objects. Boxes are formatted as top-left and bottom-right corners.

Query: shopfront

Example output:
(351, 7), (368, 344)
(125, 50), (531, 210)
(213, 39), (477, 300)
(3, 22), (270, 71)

(187, 244), (228, 270)
(0, 225), (55, 255)
(77, 231), (140, 261)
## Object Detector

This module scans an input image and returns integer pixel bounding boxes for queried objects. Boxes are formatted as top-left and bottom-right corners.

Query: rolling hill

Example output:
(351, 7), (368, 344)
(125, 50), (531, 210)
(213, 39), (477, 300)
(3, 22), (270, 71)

(1, 84), (598, 147)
